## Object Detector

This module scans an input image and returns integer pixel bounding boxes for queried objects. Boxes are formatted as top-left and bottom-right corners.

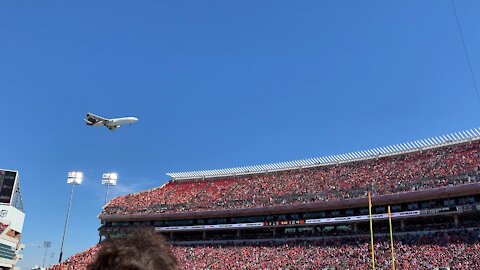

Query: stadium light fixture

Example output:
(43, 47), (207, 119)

(67, 171), (83, 185)
(102, 172), (118, 205)
(59, 171), (83, 263)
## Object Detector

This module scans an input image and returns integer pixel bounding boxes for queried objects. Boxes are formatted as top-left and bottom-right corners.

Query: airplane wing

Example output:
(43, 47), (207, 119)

(85, 113), (108, 125)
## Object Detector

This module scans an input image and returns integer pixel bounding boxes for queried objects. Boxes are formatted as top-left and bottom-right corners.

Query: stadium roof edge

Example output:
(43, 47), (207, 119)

(165, 127), (480, 180)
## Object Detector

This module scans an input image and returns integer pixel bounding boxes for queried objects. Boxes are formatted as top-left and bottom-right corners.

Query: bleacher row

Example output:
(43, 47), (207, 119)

(175, 230), (480, 270)
(103, 141), (480, 215)
(49, 229), (480, 270)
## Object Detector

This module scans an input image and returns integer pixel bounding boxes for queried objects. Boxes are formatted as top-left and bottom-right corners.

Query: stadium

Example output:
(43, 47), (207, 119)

(0, 170), (25, 270)
(47, 128), (480, 270)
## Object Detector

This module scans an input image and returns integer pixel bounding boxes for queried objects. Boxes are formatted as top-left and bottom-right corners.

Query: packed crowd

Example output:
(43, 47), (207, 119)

(103, 141), (480, 215)
(49, 229), (480, 270)
(49, 245), (100, 270)
(175, 231), (480, 270)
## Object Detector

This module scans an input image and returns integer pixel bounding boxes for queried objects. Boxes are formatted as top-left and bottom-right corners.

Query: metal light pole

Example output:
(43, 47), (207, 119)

(59, 171), (83, 263)
(102, 173), (118, 205)
(50, 252), (55, 267)
(42, 241), (51, 268)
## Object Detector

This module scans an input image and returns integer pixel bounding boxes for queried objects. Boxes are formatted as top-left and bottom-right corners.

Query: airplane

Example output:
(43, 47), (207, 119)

(85, 113), (138, 131)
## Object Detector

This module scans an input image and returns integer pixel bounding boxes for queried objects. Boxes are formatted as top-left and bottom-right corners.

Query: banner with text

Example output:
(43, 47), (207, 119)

(156, 222), (264, 232)
(305, 210), (420, 225)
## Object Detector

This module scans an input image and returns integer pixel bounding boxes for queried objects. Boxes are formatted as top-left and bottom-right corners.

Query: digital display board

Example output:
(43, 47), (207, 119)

(0, 170), (17, 204)
(263, 220), (305, 226)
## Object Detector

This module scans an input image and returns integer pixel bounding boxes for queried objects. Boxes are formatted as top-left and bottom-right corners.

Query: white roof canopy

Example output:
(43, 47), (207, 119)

(166, 127), (480, 180)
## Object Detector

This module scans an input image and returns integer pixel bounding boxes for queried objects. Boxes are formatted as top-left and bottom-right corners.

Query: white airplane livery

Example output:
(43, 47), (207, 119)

(85, 113), (138, 131)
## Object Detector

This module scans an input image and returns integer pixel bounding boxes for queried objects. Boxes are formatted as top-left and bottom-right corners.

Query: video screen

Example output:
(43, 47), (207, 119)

(0, 170), (17, 204)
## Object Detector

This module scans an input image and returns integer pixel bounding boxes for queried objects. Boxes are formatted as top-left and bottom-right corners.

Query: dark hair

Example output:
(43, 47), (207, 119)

(87, 230), (178, 270)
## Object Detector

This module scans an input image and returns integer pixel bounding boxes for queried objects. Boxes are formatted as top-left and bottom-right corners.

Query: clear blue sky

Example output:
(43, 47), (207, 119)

(0, 1), (479, 268)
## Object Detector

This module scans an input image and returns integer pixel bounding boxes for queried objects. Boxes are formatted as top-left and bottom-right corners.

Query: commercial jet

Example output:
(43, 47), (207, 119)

(85, 112), (138, 131)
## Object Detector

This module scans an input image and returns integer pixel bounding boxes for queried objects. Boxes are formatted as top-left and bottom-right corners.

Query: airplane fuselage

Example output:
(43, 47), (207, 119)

(105, 117), (138, 127)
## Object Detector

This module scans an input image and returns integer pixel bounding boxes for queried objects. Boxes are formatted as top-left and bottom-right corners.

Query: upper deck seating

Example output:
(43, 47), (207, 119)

(102, 141), (479, 215)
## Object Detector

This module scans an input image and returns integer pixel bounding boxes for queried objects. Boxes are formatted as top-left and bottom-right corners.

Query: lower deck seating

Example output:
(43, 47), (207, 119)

(48, 229), (480, 270)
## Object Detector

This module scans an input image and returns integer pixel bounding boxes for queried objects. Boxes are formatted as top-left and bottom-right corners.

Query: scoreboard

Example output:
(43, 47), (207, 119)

(0, 170), (17, 205)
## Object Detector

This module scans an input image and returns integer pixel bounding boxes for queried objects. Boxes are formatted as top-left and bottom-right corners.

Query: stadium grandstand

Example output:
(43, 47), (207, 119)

(0, 169), (25, 270)
(50, 128), (480, 269)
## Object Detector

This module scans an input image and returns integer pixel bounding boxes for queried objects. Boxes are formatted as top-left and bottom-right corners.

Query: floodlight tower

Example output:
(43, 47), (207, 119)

(102, 173), (118, 205)
(59, 171), (83, 263)
(42, 241), (51, 268)
(50, 252), (55, 267)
